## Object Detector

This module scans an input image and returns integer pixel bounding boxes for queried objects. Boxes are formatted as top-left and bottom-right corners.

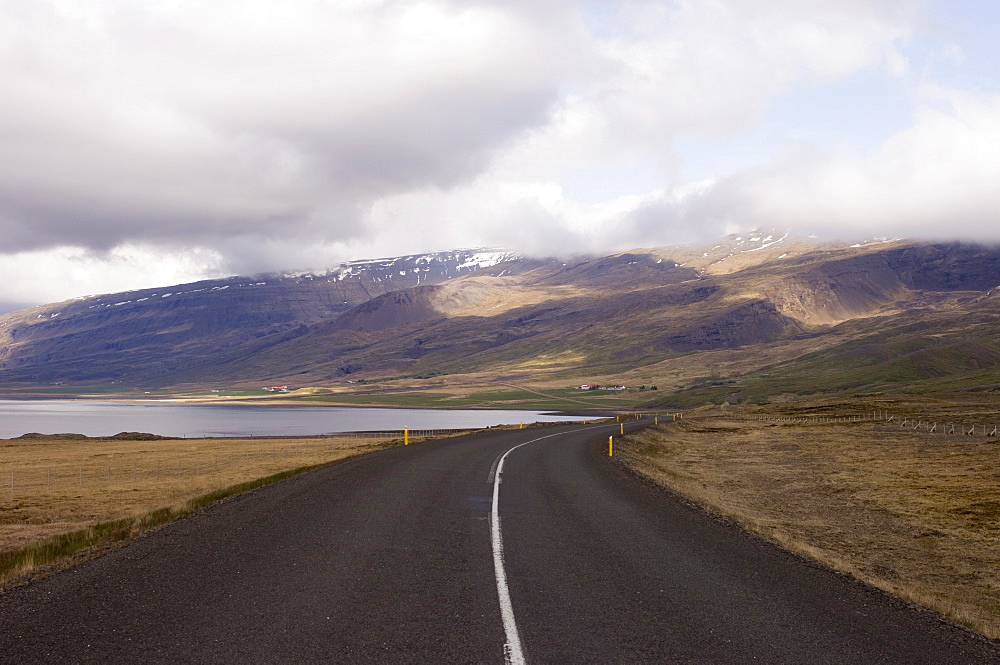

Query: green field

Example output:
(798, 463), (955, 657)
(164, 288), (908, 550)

(288, 386), (642, 411)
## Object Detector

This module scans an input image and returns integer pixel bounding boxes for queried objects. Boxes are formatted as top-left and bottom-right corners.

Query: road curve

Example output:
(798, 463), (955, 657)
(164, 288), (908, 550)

(0, 421), (997, 664)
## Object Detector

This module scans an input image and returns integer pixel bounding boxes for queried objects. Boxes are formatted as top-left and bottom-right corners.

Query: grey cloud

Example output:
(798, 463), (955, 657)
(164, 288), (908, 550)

(6, 0), (998, 309)
(623, 195), (735, 247)
(0, 0), (578, 257)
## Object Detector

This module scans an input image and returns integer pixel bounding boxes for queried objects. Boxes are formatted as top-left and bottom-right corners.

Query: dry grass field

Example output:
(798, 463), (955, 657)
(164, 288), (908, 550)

(0, 434), (397, 585)
(622, 404), (1000, 639)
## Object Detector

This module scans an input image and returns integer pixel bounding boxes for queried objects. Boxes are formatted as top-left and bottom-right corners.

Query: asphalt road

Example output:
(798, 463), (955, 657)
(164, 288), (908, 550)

(0, 420), (997, 664)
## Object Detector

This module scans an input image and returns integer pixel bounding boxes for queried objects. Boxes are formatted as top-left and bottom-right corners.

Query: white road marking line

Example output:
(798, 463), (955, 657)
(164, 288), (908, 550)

(487, 453), (502, 485)
(490, 426), (609, 665)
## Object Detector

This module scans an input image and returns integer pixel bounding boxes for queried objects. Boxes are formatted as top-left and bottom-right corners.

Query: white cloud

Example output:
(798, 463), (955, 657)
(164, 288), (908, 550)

(0, 244), (228, 305)
(5, 0), (1000, 307)
(0, 0), (585, 252)
(664, 86), (1000, 241)
(355, 0), (926, 255)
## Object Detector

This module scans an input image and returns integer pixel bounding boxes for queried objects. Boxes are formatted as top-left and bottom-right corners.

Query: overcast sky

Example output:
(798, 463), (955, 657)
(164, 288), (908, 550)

(2, 0), (999, 308)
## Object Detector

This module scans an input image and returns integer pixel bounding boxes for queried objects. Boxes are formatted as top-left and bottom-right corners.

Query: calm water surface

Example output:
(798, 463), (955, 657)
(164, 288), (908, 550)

(0, 400), (582, 438)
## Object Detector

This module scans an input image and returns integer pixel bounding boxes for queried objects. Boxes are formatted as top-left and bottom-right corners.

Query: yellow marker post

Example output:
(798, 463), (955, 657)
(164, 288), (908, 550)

(654, 416), (659, 425)
(620, 423), (624, 435)
(404, 427), (409, 446)
(608, 436), (613, 457)
(519, 421), (523, 430)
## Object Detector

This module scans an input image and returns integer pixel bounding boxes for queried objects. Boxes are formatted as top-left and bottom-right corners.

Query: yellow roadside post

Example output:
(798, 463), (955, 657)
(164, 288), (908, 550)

(519, 421), (523, 429)
(404, 427), (409, 446)
(608, 436), (613, 457)
(654, 416), (659, 425)
(620, 423), (624, 435)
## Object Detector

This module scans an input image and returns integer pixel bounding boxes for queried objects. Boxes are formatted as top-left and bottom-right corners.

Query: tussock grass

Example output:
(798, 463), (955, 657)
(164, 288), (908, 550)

(0, 463), (339, 587)
(621, 407), (1000, 639)
(0, 435), (396, 587)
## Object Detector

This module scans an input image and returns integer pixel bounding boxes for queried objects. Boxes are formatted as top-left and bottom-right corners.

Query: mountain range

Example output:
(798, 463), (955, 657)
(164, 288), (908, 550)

(1, 233), (998, 406)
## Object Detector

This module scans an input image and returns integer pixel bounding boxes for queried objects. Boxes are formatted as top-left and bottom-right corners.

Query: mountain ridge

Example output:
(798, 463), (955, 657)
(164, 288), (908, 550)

(1, 235), (998, 403)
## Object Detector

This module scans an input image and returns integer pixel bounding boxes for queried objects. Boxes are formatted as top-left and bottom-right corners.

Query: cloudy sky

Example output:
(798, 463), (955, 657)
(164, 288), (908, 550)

(2, 0), (999, 308)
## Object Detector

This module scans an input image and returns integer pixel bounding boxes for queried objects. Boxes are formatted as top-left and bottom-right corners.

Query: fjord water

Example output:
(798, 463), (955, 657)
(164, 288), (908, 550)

(0, 400), (580, 438)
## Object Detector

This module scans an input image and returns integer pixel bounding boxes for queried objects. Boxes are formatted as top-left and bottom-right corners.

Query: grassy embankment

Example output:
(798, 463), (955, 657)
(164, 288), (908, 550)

(621, 399), (1000, 639)
(0, 434), (398, 587)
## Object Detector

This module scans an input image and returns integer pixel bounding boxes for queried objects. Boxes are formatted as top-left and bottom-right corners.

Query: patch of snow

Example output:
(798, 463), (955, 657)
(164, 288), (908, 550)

(745, 231), (790, 253)
(778, 253), (788, 259)
(455, 250), (516, 271)
(161, 293), (173, 298)
(51, 312), (60, 317)
(136, 298), (149, 302)
(114, 301), (131, 306)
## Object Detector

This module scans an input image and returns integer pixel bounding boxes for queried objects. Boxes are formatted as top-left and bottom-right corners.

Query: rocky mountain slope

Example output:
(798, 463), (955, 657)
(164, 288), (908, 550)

(1, 235), (998, 401)
(0, 249), (521, 383)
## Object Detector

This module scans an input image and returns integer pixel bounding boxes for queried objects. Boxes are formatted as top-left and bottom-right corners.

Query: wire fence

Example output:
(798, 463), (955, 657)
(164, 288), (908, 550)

(736, 411), (999, 438)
